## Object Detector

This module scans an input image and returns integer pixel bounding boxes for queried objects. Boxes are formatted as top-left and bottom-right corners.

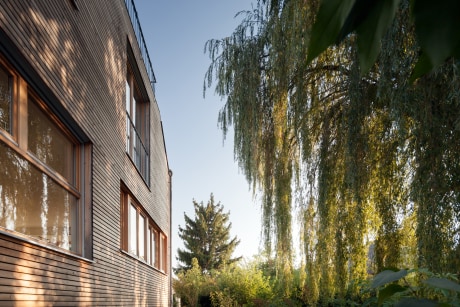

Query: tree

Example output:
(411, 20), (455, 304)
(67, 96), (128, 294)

(176, 194), (241, 273)
(205, 0), (460, 303)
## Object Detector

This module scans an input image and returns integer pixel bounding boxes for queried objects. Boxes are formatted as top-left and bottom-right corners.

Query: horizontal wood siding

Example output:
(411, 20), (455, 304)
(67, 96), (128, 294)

(0, 0), (171, 306)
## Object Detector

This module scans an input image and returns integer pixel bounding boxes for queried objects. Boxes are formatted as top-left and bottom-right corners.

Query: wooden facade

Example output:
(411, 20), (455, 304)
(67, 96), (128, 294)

(0, 1), (171, 306)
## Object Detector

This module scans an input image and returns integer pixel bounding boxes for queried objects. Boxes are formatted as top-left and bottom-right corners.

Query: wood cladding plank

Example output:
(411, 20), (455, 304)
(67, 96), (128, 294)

(0, 236), (167, 295)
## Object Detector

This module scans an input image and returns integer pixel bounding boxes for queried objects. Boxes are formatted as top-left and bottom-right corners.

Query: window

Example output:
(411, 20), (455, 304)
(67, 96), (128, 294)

(149, 226), (158, 267)
(128, 204), (137, 255)
(0, 56), (91, 257)
(0, 65), (12, 132)
(160, 233), (167, 272)
(121, 186), (167, 272)
(126, 63), (149, 184)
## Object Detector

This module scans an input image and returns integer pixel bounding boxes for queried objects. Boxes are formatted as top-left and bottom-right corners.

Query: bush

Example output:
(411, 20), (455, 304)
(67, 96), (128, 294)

(173, 258), (215, 306)
(214, 264), (274, 305)
(363, 268), (460, 306)
(173, 258), (275, 306)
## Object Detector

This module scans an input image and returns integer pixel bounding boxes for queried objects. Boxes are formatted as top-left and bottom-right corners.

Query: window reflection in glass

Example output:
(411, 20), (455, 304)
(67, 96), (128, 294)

(125, 70), (149, 184)
(0, 66), (11, 133)
(139, 214), (145, 260)
(160, 233), (166, 271)
(128, 204), (137, 255)
(125, 81), (131, 153)
(0, 141), (77, 251)
(147, 226), (151, 264)
(28, 98), (75, 184)
(125, 81), (131, 116)
(152, 229), (157, 267)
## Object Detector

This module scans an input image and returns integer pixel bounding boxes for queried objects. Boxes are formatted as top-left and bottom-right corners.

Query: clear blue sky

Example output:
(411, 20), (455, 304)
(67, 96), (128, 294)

(134, 1), (262, 268)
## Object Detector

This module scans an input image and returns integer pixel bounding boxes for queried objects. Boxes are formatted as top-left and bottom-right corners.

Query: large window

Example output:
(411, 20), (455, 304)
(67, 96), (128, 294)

(126, 64), (149, 184)
(0, 57), (90, 257)
(121, 186), (167, 273)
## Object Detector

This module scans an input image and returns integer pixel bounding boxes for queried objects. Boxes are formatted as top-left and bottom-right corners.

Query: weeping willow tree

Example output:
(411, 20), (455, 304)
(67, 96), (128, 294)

(205, 0), (460, 302)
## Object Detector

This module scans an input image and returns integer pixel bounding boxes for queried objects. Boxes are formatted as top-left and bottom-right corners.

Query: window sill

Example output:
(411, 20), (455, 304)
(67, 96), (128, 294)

(120, 249), (167, 275)
(0, 228), (93, 264)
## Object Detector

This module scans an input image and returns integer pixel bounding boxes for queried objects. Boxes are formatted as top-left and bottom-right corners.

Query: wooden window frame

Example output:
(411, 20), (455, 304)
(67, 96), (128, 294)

(121, 185), (167, 273)
(0, 55), (91, 258)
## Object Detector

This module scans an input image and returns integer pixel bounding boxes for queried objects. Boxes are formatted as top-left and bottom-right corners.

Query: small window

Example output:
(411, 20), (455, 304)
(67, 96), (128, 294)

(126, 65), (149, 185)
(151, 227), (159, 268)
(0, 65), (12, 133)
(138, 213), (145, 261)
(160, 233), (167, 272)
(128, 204), (137, 255)
(0, 56), (91, 257)
(121, 186), (167, 272)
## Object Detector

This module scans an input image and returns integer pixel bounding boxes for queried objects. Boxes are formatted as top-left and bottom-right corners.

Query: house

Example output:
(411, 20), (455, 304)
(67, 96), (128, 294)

(0, 0), (172, 305)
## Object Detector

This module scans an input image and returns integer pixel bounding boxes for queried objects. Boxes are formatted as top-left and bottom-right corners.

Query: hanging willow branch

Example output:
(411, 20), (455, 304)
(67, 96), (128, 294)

(205, 0), (460, 302)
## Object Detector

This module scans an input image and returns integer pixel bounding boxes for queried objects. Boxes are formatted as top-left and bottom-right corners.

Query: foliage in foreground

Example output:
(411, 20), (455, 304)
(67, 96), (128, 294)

(364, 268), (460, 306)
(174, 257), (274, 307)
(174, 258), (460, 306)
(308, 0), (460, 78)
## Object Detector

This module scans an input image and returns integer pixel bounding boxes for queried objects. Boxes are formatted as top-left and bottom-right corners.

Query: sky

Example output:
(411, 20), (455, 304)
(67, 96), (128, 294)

(133, 1), (262, 269)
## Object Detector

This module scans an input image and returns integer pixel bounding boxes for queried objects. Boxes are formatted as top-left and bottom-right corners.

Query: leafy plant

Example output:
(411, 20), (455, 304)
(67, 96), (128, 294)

(214, 262), (274, 306)
(173, 258), (216, 306)
(365, 268), (460, 306)
(308, 0), (460, 78)
(174, 257), (276, 306)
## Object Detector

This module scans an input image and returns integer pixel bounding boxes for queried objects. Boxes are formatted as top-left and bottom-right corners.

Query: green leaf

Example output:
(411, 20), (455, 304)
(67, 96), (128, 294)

(378, 284), (407, 306)
(394, 298), (438, 307)
(371, 269), (408, 289)
(424, 277), (460, 292)
(355, 0), (401, 74)
(413, 0), (460, 68)
(307, 0), (355, 63)
(410, 52), (433, 82)
(337, 0), (380, 42)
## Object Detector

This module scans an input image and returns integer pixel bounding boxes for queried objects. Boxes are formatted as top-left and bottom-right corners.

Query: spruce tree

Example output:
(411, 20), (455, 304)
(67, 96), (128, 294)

(176, 194), (241, 273)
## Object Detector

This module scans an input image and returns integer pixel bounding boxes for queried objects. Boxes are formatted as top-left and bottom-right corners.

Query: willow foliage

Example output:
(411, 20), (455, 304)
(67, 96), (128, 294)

(205, 0), (460, 302)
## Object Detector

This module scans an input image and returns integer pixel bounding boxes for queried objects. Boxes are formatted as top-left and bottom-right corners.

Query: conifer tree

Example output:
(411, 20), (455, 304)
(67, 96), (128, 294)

(176, 194), (241, 273)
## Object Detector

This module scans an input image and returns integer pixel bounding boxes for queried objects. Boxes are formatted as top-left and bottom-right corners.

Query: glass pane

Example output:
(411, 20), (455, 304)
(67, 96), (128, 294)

(0, 141), (78, 252)
(139, 214), (145, 260)
(132, 129), (139, 169)
(160, 234), (165, 271)
(126, 80), (132, 154)
(152, 230), (157, 267)
(135, 95), (143, 136)
(126, 113), (131, 153)
(0, 66), (12, 133)
(125, 80), (131, 115)
(28, 98), (75, 184)
(128, 204), (137, 255)
(132, 96), (136, 129)
(147, 227), (151, 264)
